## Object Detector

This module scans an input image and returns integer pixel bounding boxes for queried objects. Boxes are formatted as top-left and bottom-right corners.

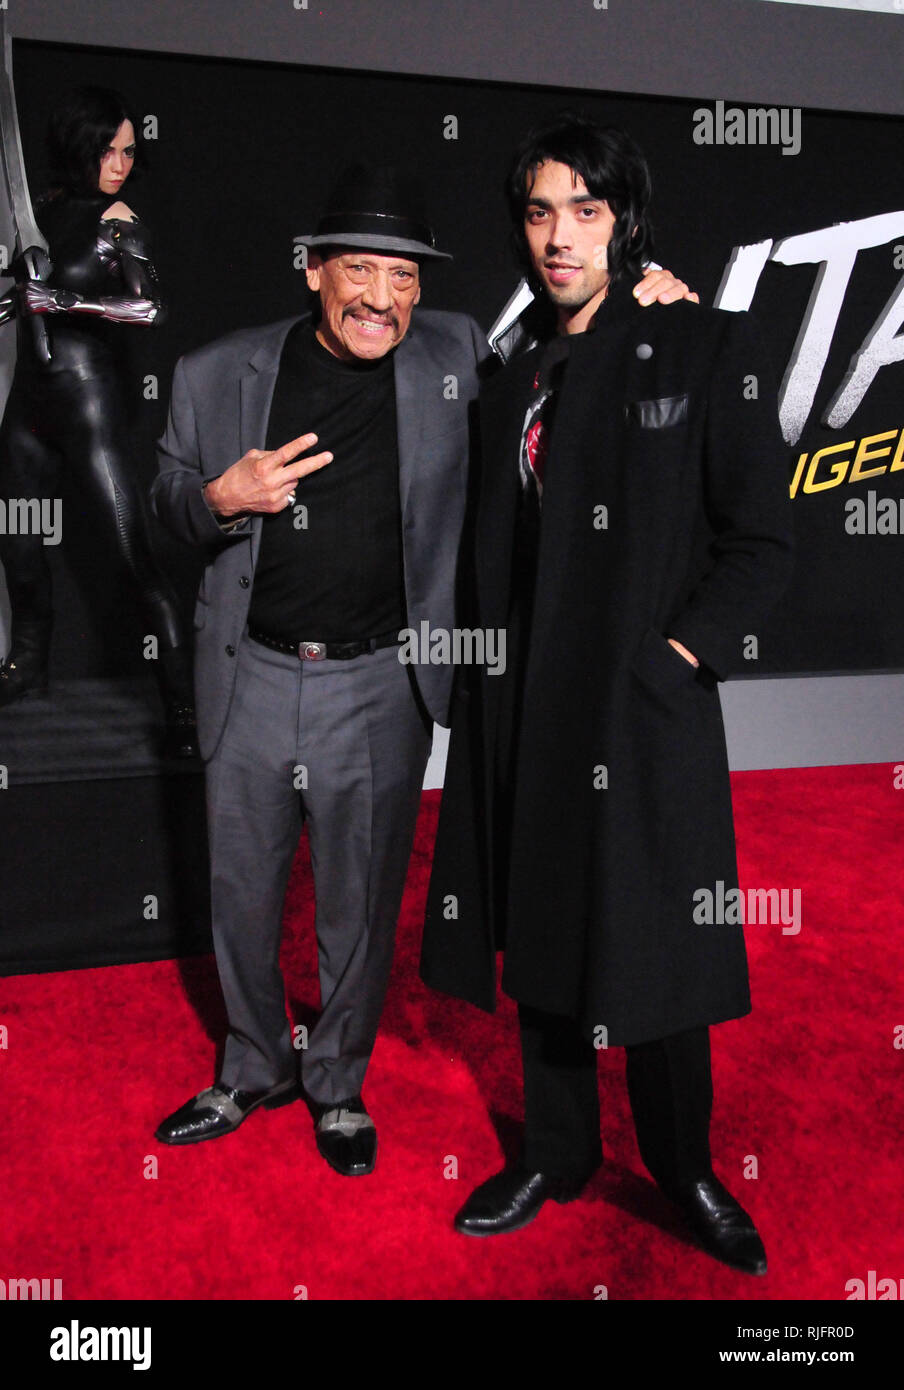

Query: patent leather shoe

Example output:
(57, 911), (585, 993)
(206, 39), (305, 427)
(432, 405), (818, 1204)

(312, 1095), (377, 1176)
(156, 1078), (300, 1145)
(454, 1166), (586, 1236)
(665, 1174), (767, 1275)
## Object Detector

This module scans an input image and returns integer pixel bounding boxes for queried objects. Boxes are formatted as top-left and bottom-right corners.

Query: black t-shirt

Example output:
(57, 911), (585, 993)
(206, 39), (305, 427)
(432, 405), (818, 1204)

(248, 322), (405, 643)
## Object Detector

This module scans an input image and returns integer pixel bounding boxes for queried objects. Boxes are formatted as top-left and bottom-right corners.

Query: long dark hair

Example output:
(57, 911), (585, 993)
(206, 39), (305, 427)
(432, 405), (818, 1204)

(45, 86), (145, 198)
(506, 111), (654, 292)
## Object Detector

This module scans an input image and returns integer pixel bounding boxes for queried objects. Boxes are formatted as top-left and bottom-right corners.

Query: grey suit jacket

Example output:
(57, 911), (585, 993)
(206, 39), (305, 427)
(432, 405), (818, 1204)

(152, 309), (488, 760)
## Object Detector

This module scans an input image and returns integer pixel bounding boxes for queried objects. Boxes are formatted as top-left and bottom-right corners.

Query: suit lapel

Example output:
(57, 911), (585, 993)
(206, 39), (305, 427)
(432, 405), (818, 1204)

(238, 317), (305, 568)
(393, 326), (430, 520)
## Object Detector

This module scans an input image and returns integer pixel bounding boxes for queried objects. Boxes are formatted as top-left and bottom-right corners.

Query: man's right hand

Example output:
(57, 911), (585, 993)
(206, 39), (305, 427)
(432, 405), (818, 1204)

(203, 433), (333, 517)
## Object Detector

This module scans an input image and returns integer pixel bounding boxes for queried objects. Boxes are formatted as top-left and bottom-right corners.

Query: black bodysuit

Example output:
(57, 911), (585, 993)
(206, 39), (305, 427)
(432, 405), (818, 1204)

(0, 192), (187, 670)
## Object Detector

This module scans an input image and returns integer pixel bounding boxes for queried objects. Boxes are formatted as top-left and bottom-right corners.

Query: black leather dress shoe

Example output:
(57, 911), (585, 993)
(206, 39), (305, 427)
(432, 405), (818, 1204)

(155, 1079), (300, 1145)
(665, 1175), (767, 1275)
(454, 1166), (586, 1236)
(312, 1095), (376, 1176)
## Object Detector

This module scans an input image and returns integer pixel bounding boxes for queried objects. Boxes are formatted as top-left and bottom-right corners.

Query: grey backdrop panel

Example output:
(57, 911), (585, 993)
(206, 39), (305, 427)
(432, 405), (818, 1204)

(9, 0), (904, 117)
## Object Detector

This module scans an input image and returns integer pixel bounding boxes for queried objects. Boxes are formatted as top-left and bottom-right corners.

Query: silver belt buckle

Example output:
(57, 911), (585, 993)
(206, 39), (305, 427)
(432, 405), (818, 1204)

(299, 641), (326, 661)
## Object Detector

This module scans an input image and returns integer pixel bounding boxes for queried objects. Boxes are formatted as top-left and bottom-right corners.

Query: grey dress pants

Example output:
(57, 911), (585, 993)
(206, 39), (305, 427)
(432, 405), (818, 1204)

(205, 633), (432, 1104)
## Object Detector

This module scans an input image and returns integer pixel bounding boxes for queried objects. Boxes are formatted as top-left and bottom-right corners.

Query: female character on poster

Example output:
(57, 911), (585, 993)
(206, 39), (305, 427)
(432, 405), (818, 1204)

(0, 86), (195, 756)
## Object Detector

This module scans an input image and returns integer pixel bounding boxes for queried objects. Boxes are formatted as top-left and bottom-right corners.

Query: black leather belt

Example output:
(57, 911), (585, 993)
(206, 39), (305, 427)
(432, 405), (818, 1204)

(248, 627), (401, 662)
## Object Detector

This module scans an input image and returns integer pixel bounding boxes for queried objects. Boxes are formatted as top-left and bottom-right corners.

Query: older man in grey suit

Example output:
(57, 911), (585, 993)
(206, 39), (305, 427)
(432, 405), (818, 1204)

(151, 164), (685, 1176)
(150, 165), (489, 1175)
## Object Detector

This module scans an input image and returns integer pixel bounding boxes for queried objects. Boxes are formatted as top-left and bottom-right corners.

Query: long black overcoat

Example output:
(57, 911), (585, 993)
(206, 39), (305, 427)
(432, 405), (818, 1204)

(421, 281), (794, 1046)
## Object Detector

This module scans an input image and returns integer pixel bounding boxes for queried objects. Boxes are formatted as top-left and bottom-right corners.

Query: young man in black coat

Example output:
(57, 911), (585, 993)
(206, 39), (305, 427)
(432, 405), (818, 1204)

(421, 113), (794, 1274)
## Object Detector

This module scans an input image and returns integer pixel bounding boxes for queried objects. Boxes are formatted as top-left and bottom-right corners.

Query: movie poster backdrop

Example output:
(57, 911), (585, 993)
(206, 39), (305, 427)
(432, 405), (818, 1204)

(1, 40), (902, 678)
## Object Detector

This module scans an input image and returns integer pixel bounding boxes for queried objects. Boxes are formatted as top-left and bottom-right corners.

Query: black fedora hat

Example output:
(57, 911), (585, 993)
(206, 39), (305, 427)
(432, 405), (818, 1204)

(296, 163), (451, 261)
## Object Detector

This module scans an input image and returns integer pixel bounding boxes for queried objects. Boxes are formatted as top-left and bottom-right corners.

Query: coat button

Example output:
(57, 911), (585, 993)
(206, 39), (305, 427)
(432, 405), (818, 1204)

(225, 644), (236, 657)
(636, 342), (653, 360)
(239, 576), (250, 588)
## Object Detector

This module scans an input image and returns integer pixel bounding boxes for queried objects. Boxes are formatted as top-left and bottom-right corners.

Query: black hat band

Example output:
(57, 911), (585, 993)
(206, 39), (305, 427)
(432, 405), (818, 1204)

(315, 211), (436, 249)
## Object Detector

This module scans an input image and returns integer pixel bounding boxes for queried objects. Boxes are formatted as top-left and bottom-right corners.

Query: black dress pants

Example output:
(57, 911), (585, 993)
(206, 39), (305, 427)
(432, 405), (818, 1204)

(518, 1005), (714, 1191)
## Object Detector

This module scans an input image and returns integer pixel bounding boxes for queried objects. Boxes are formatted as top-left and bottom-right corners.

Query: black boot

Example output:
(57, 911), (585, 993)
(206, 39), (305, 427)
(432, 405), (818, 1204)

(0, 619), (51, 707)
(158, 644), (199, 760)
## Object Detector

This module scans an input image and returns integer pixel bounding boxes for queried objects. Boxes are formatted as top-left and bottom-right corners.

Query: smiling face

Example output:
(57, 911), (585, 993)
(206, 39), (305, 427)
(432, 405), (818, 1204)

(97, 119), (136, 197)
(305, 250), (422, 361)
(523, 159), (617, 335)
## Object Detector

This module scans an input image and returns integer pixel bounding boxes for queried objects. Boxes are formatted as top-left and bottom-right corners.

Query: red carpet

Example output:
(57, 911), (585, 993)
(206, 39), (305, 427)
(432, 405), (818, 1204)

(2, 763), (902, 1300)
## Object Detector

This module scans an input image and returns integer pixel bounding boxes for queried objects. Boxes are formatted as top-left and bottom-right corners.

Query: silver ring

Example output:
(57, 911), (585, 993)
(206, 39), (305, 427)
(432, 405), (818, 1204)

(286, 492), (296, 506)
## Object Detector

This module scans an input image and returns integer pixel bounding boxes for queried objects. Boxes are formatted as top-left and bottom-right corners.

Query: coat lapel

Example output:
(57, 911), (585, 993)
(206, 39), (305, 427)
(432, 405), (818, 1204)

(476, 280), (642, 634)
(476, 347), (539, 632)
(521, 285), (640, 666)
(473, 346), (539, 822)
